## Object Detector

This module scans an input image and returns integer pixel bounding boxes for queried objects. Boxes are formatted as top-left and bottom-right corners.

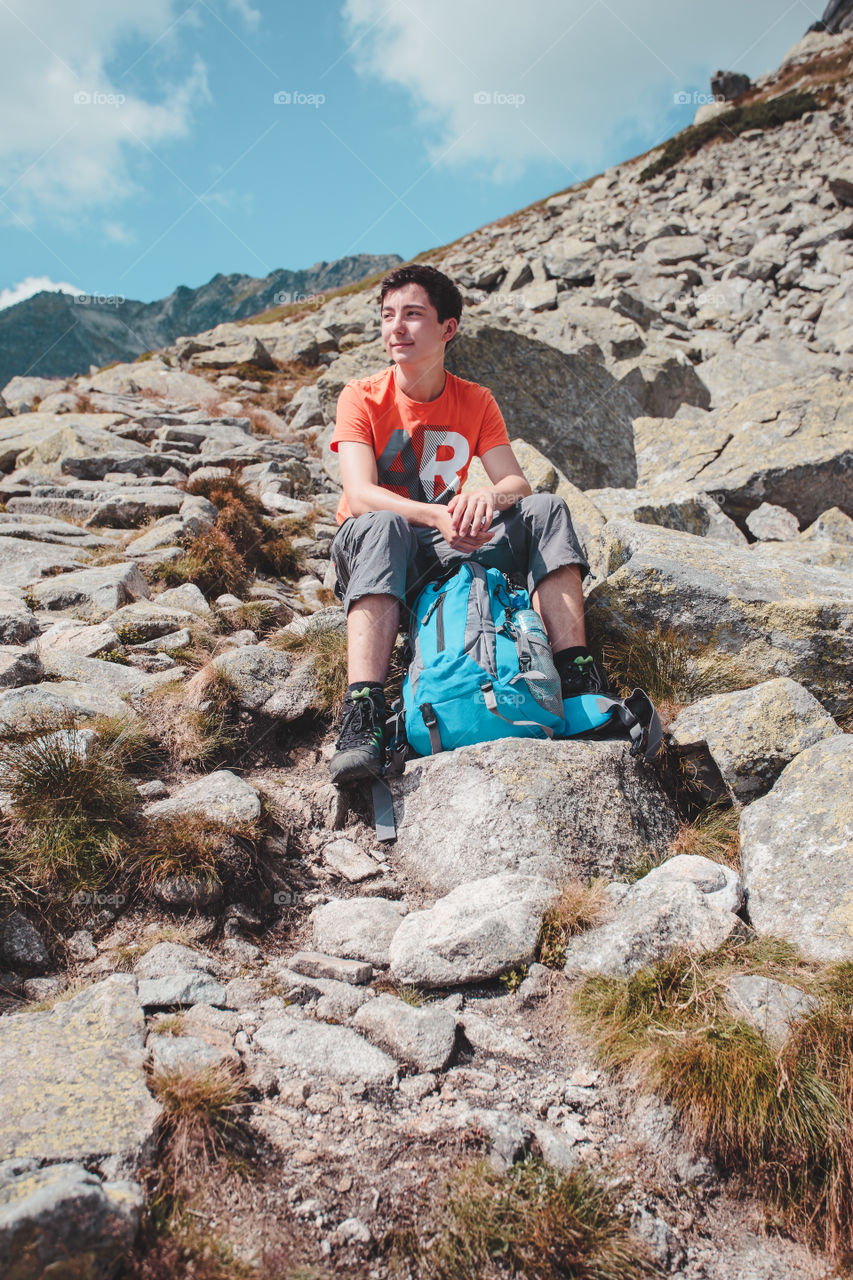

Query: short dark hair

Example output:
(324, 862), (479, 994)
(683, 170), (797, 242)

(378, 263), (463, 324)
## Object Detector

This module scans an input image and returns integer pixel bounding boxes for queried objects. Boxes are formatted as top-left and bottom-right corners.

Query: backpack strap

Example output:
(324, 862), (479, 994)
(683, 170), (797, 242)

(371, 699), (408, 842)
(420, 702), (444, 755)
(592, 690), (662, 762)
(480, 680), (555, 739)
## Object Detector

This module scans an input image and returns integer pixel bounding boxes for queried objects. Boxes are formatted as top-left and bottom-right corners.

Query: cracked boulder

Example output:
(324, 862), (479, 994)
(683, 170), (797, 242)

(670, 677), (841, 804)
(389, 738), (679, 897)
(634, 378), (853, 529)
(588, 521), (853, 714)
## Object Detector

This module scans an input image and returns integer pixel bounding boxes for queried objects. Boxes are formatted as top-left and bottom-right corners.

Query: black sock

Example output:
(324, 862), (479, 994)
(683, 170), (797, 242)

(552, 646), (592, 675)
(346, 680), (385, 700)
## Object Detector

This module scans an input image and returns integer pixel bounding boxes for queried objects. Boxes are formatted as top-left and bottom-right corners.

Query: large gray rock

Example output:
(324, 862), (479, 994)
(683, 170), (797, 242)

(28, 562), (149, 619)
(310, 897), (408, 967)
(635, 379), (853, 528)
(589, 521), (853, 713)
(444, 316), (641, 489)
(0, 1160), (143, 1280)
(669, 678), (841, 805)
(0, 976), (161, 1176)
(563, 855), (744, 978)
(389, 873), (558, 987)
(253, 1011), (397, 1084)
(739, 736), (853, 961)
(209, 645), (295, 712)
(37, 620), (121, 658)
(353, 994), (457, 1071)
(0, 646), (42, 689)
(142, 770), (261, 828)
(105, 600), (196, 642)
(585, 486), (745, 545)
(0, 412), (130, 471)
(0, 912), (50, 972)
(724, 975), (818, 1047)
(0, 376), (69, 414)
(39, 651), (179, 697)
(0, 537), (86, 587)
(0, 590), (38, 645)
(84, 361), (222, 406)
(0, 680), (132, 728)
(390, 738), (679, 896)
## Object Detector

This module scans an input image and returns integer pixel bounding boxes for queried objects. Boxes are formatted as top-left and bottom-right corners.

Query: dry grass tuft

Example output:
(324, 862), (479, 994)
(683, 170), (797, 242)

(152, 526), (250, 598)
(669, 802), (741, 870)
(390, 1156), (655, 1280)
(573, 938), (853, 1266)
(0, 719), (138, 889)
(270, 624), (348, 712)
(538, 879), (611, 969)
(588, 619), (756, 728)
(129, 812), (258, 894)
(142, 680), (236, 771)
(150, 1062), (249, 1191)
(183, 471), (304, 583)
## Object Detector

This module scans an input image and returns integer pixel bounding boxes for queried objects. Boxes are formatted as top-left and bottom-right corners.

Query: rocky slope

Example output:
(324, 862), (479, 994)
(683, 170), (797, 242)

(0, 25), (851, 1280)
(0, 252), (402, 388)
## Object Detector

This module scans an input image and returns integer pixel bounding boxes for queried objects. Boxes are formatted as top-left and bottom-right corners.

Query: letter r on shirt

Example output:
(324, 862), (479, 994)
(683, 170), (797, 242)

(419, 430), (470, 498)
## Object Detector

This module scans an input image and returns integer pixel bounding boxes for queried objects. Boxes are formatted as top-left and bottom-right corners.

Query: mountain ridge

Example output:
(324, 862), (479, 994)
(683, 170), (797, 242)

(0, 253), (402, 387)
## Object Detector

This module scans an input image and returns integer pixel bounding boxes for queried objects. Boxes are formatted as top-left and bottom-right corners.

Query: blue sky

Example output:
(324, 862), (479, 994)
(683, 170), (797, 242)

(0, 0), (821, 309)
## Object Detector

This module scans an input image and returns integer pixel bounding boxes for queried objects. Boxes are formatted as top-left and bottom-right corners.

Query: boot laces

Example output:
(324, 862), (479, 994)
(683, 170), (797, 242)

(337, 687), (384, 750)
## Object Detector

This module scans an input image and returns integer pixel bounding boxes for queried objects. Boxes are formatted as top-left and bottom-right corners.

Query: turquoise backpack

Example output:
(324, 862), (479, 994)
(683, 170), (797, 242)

(370, 563), (661, 840)
(399, 563), (657, 758)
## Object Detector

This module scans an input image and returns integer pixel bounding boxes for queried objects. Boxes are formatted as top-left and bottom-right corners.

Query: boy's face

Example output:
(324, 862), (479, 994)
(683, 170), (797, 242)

(380, 282), (457, 366)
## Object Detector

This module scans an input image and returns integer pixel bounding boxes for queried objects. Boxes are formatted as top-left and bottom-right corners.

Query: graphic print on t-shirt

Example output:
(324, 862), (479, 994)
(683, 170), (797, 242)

(376, 426), (471, 504)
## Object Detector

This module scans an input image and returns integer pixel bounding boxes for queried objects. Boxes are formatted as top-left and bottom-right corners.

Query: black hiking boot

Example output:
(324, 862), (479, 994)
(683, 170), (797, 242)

(329, 685), (387, 785)
(559, 653), (611, 699)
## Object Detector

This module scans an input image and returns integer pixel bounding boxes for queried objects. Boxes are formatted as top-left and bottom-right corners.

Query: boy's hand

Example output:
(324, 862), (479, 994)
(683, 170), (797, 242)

(447, 488), (496, 538)
(433, 501), (495, 551)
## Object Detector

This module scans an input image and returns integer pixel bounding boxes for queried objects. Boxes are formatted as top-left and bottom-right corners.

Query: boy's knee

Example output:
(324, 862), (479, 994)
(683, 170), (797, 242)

(351, 509), (412, 542)
(518, 492), (568, 522)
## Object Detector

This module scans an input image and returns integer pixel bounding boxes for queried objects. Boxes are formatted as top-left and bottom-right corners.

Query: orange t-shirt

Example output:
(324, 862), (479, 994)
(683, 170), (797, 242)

(330, 365), (510, 524)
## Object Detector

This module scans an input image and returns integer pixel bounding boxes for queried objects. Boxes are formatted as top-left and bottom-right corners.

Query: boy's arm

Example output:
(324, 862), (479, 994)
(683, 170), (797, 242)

(447, 444), (532, 537)
(338, 441), (494, 552)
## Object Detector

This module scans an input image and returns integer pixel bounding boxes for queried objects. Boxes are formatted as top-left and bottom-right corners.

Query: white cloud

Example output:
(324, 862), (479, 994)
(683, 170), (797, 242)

(224, 0), (262, 27)
(103, 220), (136, 243)
(0, 275), (85, 309)
(341, 0), (811, 182)
(0, 0), (259, 225)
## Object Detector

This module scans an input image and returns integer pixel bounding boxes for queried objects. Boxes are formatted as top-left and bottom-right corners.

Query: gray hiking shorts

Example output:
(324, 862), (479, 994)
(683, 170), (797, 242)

(330, 492), (590, 615)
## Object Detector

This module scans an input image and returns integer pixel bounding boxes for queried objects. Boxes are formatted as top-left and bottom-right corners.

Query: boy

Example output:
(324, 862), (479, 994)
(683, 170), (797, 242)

(328, 264), (607, 784)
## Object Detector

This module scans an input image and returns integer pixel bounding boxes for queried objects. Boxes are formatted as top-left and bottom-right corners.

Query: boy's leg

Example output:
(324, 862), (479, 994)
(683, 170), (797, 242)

(329, 512), (415, 783)
(531, 564), (585, 651)
(346, 594), (400, 683)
